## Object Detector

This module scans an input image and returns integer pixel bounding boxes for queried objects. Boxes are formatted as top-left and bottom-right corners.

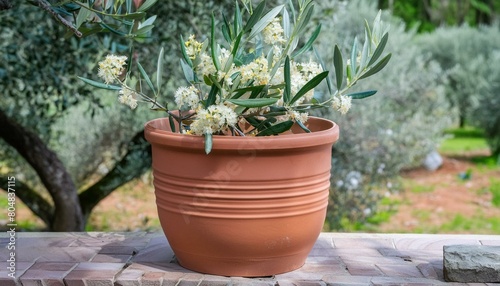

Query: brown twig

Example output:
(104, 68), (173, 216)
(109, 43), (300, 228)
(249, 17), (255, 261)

(31, 0), (83, 37)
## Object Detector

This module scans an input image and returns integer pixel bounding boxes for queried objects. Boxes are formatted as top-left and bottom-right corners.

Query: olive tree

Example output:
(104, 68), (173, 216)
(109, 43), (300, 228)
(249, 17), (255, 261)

(0, 0), (238, 230)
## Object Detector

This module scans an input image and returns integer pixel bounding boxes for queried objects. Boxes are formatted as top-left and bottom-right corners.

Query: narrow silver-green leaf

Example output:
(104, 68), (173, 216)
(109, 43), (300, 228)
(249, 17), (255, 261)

(283, 56), (291, 104)
(78, 76), (122, 90)
(313, 46), (332, 94)
(367, 32), (389, 66)
(156, 47), (164, 95)
(296, 119), (311, 133)
(115, 12), (146, 20)
(282, 7), (291, 39)
(211, 13), (221, 70)
(291, 23), (321, 58)
(290, 71), (328, 105)
(234, 1), (242, 36)
(75, 3), (91, 29)
(350, 36), (358, 75)
(243, 0), (266, 33)
(204, 133), (213, 154)
(346, 90), (377, 99)
(137, 61), (156, 93)
(256, 120), (294, 136)
(333, 45), (343, 90)
(359, 53), (391, 80)
(248, 4), (284, 39)
(137, 0), (158, 12)
(169, 114), (176, 133)
(359, 30), (370, 71)
(135, 24), (154, 35)
(180, 59), (194, 82)
(99, 22), (126, 36)
(139, 15), (157, 29)
(226, 97), (278, 108)
(179, 35), (193, 67)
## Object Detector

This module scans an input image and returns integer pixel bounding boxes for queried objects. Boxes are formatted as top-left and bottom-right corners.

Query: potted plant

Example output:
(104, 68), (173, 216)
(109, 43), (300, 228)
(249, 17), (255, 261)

(80, 0), (390, 277)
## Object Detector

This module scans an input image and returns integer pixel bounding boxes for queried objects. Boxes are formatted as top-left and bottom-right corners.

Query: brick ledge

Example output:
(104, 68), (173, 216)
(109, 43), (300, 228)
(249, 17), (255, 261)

(1, 232), (500, 285)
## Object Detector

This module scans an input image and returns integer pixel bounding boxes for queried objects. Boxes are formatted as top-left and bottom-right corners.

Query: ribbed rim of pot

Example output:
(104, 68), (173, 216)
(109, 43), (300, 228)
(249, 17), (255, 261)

(144, 116), (339, 151)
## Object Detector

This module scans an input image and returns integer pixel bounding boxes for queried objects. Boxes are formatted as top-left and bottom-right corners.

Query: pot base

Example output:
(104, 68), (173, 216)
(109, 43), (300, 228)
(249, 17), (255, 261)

(175, 249), (308, 277)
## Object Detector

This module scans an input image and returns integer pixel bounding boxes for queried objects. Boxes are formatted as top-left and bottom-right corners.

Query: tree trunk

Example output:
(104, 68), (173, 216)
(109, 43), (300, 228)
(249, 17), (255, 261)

(0, 109), (84, 231)
(79, 130), (151, 222)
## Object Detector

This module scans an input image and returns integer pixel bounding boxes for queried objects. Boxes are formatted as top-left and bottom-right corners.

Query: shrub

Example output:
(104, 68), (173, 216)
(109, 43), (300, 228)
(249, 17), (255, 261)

(314, 0), (453, 229)
(415, 23), (500, 158)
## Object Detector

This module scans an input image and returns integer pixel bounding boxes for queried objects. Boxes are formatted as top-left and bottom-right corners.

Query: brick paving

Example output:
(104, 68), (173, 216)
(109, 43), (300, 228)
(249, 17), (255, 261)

(1, 232), (500, 285)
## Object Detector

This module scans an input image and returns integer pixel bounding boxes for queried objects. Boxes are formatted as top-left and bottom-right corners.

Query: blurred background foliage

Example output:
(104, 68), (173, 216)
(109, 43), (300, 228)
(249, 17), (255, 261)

(0, 0), (499, 231)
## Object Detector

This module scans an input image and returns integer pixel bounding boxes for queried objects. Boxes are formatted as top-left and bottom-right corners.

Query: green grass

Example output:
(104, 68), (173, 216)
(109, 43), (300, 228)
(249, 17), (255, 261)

(439, 214), (500, 234)
(409, 184), (435, 194)
(490, 179), (500, 208)
(439, 127), (489, 154)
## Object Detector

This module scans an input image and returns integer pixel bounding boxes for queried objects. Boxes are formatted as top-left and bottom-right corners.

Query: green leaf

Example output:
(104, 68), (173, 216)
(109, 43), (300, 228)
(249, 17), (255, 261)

(78, 77), (122, 90)
(333, 45), (343, 90)
(115, 12), (146, 20)
(296, 120), (311, 133)
(231, 32), (244, 57)
(99, 22), (126, 36)
(211, 13), (221, 70)
(350, 36), (358, 75)
(137, 0), (158, 12)
(367, 32), (389, 67)
(290, 71), (328, 105)
(243, 0), (266, 33)
(248, 4), (284, 39)
(180, 59), (195, 82)
(282, 7), (291, 39)
(137, 61), (156, 93)
(283, 56), (291, 104)
(157, 47), (164, 95)
(226, 98), (278, 108)
(256, 120), (294, 136)
(139, 15), (157, 29)
(234, 1), (242, 36)
(222, 23), (231, 43)
(222, 13), (232, 41)
(346, 90), (377, 99)
(359, 30), (370, 71)
(292, 23), (321, 58)
(313, 46), (332, 94)
(179, 35), (193, 67)
(206, 84), (219, 107)
(75, 3), (91, 29)
(204, 133), (213, 154)
(169, 114), (176, 133)
(359, 53), (391, 80)
(135, 24), (154, 35)
(295, 1), (314, 35)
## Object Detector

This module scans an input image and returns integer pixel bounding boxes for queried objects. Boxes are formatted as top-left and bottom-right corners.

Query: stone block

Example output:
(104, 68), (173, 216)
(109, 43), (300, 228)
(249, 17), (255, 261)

(443, 245), (500, 283)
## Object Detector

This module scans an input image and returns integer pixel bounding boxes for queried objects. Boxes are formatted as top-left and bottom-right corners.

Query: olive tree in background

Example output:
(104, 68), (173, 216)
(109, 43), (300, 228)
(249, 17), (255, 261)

(416, 24), (500, 159)
(0, 0), (239, 231)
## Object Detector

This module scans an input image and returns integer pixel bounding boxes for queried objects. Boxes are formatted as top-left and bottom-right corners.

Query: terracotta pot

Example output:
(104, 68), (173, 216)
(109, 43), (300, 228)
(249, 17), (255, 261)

(144, 116), (339, 277)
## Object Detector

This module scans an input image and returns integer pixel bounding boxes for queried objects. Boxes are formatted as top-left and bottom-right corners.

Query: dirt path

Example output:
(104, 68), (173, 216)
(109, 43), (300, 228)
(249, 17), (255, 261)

(377, 155), (500, 234)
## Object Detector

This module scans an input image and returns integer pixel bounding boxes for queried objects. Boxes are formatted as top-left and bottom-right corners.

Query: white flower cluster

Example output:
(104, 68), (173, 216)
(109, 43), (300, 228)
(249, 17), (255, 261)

(190, 104), (238, 135)
(262, 17), (286, 45)
(239, 56), (270, 85)
(272, 60), (323, 106)
(97, 54), (127, 84)
(174, 86), (200, 110)
(331, 94), (352, 114)
(284, 109), (309, 124)
(118, 88), (138, 109)
(184, 35), (203, 60)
